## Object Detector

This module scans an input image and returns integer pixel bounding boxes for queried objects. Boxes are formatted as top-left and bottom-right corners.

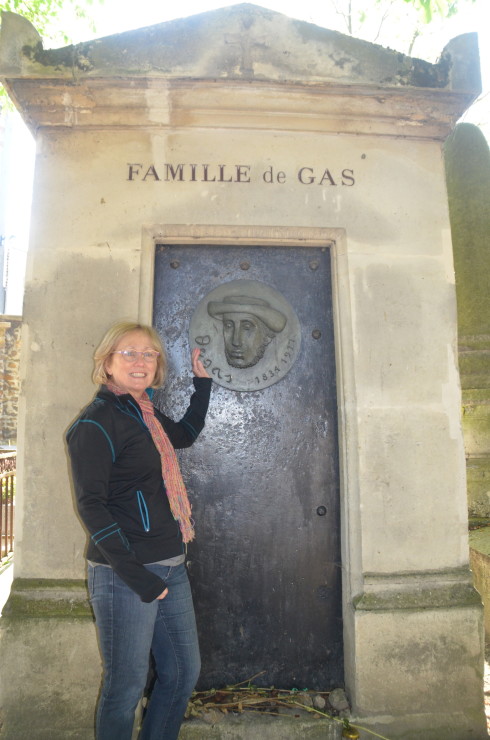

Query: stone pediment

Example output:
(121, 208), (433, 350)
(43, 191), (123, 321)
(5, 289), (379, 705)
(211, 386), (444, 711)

(0, 3), (481, 89)
(0, 4), (481, 138)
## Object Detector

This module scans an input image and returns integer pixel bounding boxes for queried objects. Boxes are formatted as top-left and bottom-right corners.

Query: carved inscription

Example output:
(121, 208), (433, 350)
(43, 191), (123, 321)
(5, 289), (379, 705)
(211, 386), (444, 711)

(190, 280), (301, 392)
(253, 337), (298, 385)
(127, 163), (252, 183)
(127, 162), (356, 187)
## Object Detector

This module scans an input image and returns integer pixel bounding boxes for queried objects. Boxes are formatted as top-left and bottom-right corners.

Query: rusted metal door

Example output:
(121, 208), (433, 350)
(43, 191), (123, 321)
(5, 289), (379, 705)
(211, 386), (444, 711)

(153, 244), (342, 690)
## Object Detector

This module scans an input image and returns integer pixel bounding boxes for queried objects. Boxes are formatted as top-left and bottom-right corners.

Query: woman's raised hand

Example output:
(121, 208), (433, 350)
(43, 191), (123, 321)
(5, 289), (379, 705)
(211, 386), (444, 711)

(191, 347), (211, 379)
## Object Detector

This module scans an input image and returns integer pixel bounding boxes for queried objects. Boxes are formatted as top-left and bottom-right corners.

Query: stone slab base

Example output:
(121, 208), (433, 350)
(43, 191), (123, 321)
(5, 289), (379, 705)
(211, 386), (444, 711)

(0, 610), (100, 739)
(348, 574), (487, 739)
(180, 714), (342, 739)
(0, 715), (343, 740)
(1, 579), (487, 740)
(351, 712), (488, 740)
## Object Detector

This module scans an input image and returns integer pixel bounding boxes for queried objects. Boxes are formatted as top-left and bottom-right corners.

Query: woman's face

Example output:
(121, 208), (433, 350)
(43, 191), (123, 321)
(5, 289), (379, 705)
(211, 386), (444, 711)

(104, 330), (158, 399)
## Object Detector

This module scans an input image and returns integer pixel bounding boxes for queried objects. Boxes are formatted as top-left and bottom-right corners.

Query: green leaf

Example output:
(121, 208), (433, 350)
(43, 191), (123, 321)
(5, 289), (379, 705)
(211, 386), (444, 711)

(0, 0), (104, 45)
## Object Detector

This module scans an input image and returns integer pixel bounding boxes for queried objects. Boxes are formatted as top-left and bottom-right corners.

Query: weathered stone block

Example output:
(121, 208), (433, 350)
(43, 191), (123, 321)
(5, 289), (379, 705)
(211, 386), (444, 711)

(0, 581), (99, 739)
(351, 581), (486, 738)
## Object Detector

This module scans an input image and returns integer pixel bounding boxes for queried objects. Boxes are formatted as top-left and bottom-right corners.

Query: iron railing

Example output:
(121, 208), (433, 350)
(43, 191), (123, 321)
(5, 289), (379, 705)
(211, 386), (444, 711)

(0, 453), (15, 561)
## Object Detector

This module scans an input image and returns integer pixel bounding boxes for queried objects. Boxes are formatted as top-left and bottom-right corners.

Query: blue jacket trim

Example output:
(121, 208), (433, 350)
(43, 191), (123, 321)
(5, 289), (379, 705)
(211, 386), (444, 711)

(114, 399), (148, 432)
(71, 419), (116, 462)
(94, 527), (126, 546)
(92, 523), (118, 545)
(136, 490), (150, 532)
(181, 417), (198, 439)
(92, 522), (117, 537)
(128, 400), (147, 428)
(117, 530), (131, 551)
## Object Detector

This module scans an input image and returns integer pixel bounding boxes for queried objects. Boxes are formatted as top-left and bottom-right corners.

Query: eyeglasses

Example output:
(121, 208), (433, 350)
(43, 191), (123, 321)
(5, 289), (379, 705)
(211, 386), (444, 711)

(111, 350), (160, 362)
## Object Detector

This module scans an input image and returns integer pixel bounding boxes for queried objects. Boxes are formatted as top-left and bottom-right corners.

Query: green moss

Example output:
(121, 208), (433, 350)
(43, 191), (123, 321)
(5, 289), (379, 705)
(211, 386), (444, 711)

(445, 124), (490, 337)
(469, 528), (490, 557)
(11, 578), (85, 590)
(464, 389), (490, 403)
(354, 583), (481, 611)
(2, 578), (93, 619)
(21, 41), (94, 74)
(459, 352), (490, 378)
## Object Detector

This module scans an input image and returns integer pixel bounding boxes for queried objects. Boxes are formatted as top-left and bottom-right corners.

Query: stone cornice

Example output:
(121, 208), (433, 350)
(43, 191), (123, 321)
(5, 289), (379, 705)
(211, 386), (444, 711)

(2, 77), (478, 140)
(0, 6), (481, 140)
(355, 568), (481, 611)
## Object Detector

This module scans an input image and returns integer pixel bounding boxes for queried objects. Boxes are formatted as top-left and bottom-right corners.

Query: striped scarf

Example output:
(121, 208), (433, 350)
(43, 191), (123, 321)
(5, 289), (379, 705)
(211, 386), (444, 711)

(108, 384), (195, 543)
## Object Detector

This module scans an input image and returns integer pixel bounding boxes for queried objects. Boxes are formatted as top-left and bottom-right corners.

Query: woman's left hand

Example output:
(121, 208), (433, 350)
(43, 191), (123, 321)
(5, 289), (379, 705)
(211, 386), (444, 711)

(191, 347), (211, 378)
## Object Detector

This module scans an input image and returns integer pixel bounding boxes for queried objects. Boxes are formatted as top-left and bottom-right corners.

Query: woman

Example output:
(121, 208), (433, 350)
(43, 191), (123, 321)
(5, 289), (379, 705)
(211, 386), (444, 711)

(66, 320), (211, 740)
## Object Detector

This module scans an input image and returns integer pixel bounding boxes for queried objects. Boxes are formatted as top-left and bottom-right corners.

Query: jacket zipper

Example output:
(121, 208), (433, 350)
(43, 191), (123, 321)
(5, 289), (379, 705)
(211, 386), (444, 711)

(136, 490), (150, 532)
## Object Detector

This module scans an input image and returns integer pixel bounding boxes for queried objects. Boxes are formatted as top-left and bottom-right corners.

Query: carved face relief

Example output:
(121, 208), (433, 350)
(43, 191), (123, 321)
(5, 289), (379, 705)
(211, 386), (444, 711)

(190, 280), (301, 392)
(222, 313), (271, 368)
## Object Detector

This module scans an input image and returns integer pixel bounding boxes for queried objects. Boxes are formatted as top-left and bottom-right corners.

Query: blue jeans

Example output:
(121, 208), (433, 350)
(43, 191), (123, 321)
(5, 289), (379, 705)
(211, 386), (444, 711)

(88, 562), (201, 740)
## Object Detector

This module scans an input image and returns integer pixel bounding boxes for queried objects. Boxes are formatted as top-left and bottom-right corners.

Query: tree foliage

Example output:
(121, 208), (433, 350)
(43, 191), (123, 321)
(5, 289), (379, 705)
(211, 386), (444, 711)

(0, 0), (103, 104)
(405, 0), (475, 23)
(329, 0), (477, 54)
(0, 0), (101, 44)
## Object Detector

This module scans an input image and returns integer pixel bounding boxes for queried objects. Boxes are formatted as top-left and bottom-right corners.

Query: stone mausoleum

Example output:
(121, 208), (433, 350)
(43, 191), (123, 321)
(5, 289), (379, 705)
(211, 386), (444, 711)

(0, 5), (487, 739)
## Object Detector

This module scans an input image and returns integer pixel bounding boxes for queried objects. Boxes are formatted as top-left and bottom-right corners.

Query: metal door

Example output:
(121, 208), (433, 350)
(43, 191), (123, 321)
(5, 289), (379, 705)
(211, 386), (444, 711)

(153, 244), (342, 690)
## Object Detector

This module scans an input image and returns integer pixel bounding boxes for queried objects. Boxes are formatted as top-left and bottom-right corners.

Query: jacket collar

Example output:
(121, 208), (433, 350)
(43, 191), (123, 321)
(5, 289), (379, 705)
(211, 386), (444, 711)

(97, 385), (154, 403)
(97, 386), (150, 431)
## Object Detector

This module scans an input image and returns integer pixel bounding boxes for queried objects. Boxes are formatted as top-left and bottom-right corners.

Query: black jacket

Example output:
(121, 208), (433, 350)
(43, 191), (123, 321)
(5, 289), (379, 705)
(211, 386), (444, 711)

(66, 377), (211, 602)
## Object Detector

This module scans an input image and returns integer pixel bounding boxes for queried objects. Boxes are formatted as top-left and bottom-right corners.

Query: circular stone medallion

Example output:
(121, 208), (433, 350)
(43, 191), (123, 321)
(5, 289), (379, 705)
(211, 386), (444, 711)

(189, 279), (301, 392)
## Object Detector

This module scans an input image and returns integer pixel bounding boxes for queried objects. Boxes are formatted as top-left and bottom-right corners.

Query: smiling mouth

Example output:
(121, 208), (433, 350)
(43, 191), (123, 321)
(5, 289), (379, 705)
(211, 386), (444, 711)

(129, 372), (146, 378)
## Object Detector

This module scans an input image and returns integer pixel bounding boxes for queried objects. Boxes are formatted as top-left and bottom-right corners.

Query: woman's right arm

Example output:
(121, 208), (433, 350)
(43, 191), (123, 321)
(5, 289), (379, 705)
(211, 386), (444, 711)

(66, 410), (166, 603)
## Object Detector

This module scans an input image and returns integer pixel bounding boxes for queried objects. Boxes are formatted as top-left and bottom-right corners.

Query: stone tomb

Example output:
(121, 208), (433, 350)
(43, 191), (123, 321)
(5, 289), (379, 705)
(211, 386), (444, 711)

(0, 5), (486, 739)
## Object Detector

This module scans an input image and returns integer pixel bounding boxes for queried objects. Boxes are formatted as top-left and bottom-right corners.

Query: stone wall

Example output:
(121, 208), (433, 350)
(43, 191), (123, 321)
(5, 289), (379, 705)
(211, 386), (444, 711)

(0, 316), (21, 446)
(445, 124), (490, 518)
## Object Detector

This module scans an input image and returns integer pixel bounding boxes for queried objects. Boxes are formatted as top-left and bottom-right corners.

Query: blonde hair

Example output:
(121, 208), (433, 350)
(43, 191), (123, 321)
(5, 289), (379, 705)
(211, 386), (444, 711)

(92, 321), (167, 388)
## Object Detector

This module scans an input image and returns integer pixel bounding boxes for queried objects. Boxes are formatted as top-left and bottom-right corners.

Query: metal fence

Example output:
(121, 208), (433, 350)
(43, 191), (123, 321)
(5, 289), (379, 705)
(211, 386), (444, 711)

(0, 453), (15, 561)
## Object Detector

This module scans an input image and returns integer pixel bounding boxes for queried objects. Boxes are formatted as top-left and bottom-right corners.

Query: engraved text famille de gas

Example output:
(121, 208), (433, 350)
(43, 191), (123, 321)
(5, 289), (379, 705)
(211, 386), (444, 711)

(126, 163), (356, 187)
